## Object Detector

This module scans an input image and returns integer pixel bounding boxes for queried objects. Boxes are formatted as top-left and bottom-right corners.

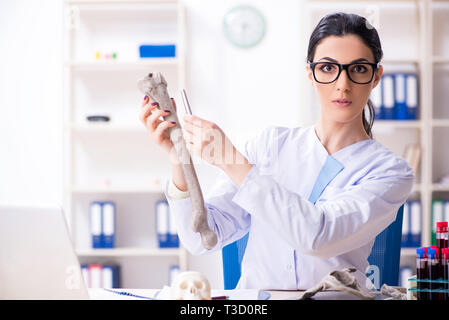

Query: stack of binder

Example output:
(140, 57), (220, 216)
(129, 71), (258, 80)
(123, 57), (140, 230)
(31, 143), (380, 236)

(156, 200), (179, 248)
(431, 200), (449, 245)
(90, 201), (116, 249)
(401, 200), (422, 248)
(81, 264), (121, 288)
(370, 72), (418, 120)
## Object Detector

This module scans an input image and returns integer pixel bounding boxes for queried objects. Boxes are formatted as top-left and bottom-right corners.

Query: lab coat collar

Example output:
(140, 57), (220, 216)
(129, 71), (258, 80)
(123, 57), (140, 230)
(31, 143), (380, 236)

(309, 125), (375, 165)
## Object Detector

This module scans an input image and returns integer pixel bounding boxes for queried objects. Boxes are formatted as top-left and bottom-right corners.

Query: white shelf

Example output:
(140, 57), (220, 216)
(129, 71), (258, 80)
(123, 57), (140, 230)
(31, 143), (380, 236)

(382, 58), (420, 65)
(69, 185), (165, 194)
(431, 184), (449, 192)
(66, 58), (178, 70)
(76, 247), (182, 257)
(433, 56), (449, 64)
(431, 119), (449, 127)
(68, 123), (144, 134)
(67, 0), (177, 4)
(373, 120), (422, 129)
(63, 0), (188, 288)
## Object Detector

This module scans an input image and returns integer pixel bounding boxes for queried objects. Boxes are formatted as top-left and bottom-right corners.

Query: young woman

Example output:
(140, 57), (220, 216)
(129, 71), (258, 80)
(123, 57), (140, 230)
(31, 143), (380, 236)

(139, 12), (414, 290)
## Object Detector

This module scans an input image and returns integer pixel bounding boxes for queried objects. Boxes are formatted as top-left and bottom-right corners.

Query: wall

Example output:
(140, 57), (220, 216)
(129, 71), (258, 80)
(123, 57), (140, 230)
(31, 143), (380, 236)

(0, 0), (64, 206)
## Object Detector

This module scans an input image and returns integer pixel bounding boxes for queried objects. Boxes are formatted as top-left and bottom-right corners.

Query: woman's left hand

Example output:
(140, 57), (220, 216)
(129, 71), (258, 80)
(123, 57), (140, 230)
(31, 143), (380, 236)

(182, 114), (237, 169)
(182, 114), (254, 186)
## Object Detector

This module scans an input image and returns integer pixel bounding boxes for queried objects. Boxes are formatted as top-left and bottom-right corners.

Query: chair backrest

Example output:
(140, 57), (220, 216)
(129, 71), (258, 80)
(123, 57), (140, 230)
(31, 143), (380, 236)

(222, 205), (404, 290)
(366, 204), (404, 289)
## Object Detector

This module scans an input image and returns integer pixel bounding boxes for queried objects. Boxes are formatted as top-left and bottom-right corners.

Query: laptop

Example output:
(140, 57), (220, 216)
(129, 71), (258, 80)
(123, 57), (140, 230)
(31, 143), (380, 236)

(0, 205), (89, 299)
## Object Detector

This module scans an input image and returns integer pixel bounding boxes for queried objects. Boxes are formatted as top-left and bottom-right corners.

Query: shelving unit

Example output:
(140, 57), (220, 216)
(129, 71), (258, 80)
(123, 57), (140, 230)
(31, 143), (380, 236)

(303, 0), (449, 269)
(62, 0), (188, 289)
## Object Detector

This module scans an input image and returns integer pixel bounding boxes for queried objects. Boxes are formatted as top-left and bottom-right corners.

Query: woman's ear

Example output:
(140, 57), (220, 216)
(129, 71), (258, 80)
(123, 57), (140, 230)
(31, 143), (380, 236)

(306, 64), (314, 85)
(372, 65), (383, 89)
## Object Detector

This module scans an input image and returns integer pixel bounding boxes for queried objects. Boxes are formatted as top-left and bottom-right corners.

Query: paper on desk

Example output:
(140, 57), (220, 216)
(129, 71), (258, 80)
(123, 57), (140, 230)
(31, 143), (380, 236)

(89, 288), (153, 300)
(156, 286), (267, 300)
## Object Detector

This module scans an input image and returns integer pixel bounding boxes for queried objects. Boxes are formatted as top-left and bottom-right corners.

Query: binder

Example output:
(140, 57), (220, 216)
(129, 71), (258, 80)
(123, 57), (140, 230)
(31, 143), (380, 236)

(90, 202), (103, 248)
(382, 74), (395, 120)
(90, 201), (116, 248)
(169, 265), (180, 285)
(410, 200), (421, 247)
(431, 200), (444, 245)
(406, 74), (418, 120)
(139, 44), (176, 58)
(399, 266), (413, 288)
(81, 265), (89, 289)
(102, 201), (116, 248)
(401, 201), (410, 247)
(394, 73), (407, 120)
(88, 264), (103, 288)
(156, 200), (170, 248)
(168, 201), (179, 248)
(370, 82), (383, 120)
(102, 265), (120, 288)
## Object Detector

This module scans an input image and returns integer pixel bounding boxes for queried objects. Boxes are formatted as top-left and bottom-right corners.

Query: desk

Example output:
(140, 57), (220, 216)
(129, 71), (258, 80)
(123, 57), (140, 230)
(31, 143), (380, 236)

(88, 288), (388, 300)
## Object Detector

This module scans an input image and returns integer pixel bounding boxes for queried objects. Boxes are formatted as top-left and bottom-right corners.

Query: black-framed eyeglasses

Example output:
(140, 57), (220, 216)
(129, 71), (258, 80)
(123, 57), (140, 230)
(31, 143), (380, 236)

(308, 61), (380, 84)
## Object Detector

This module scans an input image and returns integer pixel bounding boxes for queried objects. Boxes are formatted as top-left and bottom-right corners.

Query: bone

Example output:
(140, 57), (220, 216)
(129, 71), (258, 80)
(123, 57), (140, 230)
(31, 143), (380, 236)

(137, 72), (218, 250)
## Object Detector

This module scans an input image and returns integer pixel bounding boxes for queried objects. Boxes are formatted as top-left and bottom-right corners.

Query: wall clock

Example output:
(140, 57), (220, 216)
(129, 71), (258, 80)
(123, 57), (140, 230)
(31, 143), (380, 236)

(222, 5), (266, 48)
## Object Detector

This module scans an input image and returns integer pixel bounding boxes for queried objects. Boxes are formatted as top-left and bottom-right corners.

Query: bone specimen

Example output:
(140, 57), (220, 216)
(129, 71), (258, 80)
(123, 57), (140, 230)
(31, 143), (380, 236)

(138, 73), (218, 250)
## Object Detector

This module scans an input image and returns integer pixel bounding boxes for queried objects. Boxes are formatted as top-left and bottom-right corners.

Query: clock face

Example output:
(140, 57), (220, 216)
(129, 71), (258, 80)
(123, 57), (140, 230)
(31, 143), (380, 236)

(223, 5), (266, 48)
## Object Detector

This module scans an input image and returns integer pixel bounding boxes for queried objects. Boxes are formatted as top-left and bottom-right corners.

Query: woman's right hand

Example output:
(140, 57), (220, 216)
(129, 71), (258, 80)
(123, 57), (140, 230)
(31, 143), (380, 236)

(139, 95), (178, 154)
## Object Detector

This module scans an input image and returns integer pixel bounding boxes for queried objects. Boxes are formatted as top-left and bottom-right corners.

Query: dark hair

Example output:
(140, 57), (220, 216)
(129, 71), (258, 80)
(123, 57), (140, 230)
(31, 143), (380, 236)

(307, 12), (383, 139)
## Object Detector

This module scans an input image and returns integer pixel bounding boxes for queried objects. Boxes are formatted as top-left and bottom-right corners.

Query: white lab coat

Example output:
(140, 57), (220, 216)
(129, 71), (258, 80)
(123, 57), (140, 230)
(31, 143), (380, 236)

(165, 125), (414, 290)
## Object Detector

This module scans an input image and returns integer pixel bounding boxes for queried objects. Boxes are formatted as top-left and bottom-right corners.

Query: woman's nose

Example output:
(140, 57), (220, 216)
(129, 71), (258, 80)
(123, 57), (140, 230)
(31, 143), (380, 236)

(335, 69), (351, 91)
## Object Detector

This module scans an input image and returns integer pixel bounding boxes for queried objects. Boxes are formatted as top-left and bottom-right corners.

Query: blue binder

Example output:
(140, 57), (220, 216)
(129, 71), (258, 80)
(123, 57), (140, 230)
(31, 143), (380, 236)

(406, 73), (418, 120)
(382, 74), (395, 120)
(139, 44), (176, 58)
(399, 266), (413, 288)
(90, 201), (103, 248)
(90, 201), (116, 249)
(81, 264), (89, 288)
(156, 200), (170, 248)
(394, 73), (407, 120)
(167, 201), (179, 248)
(169, 265), (180, 285)
(401, 200), (422, 248)
(102, 265), (121, 288)
(102, 201), (116, 248)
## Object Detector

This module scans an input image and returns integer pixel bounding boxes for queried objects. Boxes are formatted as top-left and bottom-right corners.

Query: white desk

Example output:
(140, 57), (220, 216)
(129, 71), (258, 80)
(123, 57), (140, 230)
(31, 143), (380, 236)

(88, 288), (304, 300)
(88, 288), (386, 300)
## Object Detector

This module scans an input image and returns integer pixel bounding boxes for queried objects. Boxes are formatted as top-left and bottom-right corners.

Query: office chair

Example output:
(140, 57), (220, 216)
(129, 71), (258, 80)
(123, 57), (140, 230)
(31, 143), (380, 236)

(366, 204), (404, 288)
(222, 205), (404, 290)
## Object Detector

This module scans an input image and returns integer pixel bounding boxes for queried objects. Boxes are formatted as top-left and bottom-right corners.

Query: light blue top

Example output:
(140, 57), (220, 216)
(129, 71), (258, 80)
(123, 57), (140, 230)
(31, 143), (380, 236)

(165, 125), (414, 290)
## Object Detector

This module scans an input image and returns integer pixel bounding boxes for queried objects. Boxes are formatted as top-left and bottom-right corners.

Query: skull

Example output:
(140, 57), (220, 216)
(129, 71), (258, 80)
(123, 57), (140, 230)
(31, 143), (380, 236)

(171, 271), (211, 300)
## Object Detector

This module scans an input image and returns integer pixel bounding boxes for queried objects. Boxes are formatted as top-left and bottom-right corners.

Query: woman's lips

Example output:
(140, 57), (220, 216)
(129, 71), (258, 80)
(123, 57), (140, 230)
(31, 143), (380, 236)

(332, 99), (352, 107)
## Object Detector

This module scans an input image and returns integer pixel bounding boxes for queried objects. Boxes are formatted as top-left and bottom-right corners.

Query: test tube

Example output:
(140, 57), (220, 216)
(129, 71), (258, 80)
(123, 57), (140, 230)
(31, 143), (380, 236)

(428, 248), (442, 300)
(416, 247), (428, 300)
(437, 222), (448, 252)
(442, 248), (449, 301)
